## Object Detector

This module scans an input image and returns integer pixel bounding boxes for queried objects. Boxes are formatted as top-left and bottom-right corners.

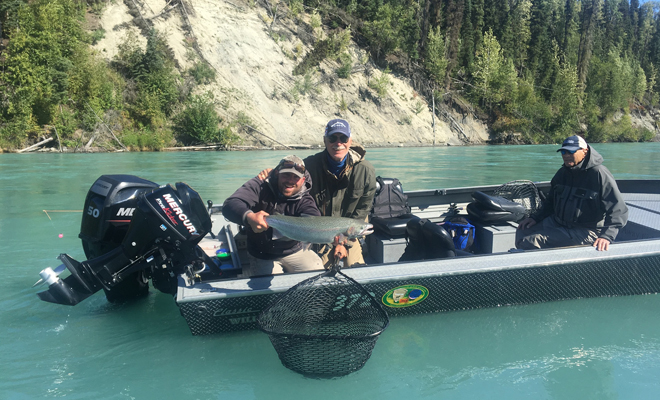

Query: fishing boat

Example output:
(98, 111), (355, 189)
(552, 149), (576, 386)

(34, 176), (660, 336)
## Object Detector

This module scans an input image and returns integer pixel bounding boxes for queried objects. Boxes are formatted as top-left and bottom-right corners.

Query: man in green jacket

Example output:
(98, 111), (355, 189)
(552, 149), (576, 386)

(304, 119), (377, 267)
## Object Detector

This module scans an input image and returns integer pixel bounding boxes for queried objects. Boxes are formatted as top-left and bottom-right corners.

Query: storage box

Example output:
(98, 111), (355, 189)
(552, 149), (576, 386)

(366, 232), (408, 264)
(473, 221), (518, 253)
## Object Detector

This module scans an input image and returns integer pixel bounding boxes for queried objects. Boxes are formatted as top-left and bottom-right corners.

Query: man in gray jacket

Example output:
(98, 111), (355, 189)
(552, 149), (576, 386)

(516, 135), (628, 251)
(223, 155), (324, 276)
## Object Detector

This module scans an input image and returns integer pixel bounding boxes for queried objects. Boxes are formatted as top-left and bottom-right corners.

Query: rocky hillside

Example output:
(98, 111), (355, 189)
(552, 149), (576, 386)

(91, 0), (490, 148)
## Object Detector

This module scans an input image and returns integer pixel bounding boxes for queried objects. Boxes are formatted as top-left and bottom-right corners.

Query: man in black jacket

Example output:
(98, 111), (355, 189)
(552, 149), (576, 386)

(222, 155), (323, 276)
(516, 135), (628, 251)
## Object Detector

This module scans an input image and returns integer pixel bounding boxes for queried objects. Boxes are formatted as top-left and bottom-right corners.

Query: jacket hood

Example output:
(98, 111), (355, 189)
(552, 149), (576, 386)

(347, 143), (367, 165)
(569, 145), (603, 171)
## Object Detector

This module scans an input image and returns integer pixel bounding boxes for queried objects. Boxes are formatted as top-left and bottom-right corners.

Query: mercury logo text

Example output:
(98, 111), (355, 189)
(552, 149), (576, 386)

(162, 193), (198, 234)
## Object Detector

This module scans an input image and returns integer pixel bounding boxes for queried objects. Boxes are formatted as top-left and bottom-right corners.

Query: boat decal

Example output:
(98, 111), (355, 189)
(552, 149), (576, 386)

(212, 307), (258, 317)
(382, 284), (429, 308)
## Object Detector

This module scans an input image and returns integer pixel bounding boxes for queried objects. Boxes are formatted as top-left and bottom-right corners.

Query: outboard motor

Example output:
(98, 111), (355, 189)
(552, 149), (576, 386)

(36, 180), (214, 306)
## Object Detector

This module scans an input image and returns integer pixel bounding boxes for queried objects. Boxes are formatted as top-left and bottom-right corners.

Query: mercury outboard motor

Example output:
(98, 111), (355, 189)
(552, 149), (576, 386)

(36, 179), (214, 306)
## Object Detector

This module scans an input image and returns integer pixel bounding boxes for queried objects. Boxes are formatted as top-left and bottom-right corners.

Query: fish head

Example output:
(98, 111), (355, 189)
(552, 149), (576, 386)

(345, 222), (374, 238)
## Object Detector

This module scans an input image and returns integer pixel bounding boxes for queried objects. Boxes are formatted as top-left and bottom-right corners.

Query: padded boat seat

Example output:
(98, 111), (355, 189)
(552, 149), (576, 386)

(399, 216), (456, 261)
(467, 191), (526, 223)
(371, 213), (415, 237)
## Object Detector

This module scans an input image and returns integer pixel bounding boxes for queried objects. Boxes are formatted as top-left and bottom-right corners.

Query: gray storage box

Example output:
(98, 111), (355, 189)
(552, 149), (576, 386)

(366, 232), (408, 264)
(474, 221), (518, 253)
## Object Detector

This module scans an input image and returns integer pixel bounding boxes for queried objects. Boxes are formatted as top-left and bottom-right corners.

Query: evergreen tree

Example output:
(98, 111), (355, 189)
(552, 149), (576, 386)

(509, 0), (532, 73)
(459, 0), (476, 73)
(561, 0), (580, 66)
(577, 0), (601, 88)
(444, 0), (465, 89)
(425, 26), (449, 85)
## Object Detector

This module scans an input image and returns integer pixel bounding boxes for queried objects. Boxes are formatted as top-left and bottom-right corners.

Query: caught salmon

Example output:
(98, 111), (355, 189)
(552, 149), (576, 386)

(264, 214), (374, 244)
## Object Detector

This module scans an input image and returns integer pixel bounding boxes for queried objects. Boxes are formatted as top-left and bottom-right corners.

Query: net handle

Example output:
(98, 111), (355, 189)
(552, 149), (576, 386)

(326, 259), (344, 277)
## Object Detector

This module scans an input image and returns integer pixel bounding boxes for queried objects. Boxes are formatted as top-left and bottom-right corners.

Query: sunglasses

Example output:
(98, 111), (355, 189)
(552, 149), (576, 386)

(277, 160), (306, 174)
(560, 149), (579, 155)
(327, 134), (349, 144)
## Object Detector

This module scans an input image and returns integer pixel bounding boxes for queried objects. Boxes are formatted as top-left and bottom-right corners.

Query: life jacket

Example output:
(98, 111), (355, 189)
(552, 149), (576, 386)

(370, 177), (410, 219)
(370, 177), (413, 237)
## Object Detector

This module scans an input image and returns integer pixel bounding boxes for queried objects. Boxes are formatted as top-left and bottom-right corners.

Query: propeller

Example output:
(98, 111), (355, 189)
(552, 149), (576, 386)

(32, 264), (66, 287)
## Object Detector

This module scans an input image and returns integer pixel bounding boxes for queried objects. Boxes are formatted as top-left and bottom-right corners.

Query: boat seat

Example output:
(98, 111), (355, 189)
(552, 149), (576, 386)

(466, 191), (526, 223)
(370, 213), (415, 237)
(399, 216), (457, 261)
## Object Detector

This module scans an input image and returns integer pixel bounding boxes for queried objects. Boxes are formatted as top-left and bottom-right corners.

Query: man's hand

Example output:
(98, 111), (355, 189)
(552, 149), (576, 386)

(246, 210), (269, 233)
(593, 237), (610, 251)
(332, 235), (348, 260)
(333, 244), (348, 260)
(257, 168), (273, 181)
(517, 217), (537, 230)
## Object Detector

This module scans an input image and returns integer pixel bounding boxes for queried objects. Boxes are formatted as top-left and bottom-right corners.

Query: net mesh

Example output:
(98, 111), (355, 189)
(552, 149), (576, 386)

(257, 266), (389, 377)
(493, 180), (543, 217)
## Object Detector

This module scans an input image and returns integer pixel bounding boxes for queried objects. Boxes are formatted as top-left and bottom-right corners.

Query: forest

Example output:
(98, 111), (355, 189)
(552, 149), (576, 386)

(0, 0), (658, 151)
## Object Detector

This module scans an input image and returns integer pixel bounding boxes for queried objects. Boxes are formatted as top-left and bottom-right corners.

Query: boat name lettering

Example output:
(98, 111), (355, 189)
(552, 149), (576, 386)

(163, 193), (198, 234)
(228, 316), (257, 325)
(332, 292), (376, 312)
(213, 307), (258, 317)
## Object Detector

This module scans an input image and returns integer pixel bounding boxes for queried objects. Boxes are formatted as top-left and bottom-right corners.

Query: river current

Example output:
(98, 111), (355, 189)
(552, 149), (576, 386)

(2, 143), (660, 399)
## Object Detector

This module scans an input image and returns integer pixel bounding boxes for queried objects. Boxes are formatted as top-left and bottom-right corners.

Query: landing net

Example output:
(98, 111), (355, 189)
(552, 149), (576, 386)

(493, 180), (544, 217)
(257, 264), (389, 378)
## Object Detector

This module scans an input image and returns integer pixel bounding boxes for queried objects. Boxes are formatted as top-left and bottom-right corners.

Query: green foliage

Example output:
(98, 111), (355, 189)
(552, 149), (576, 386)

(188, 62), (217, 85)
(120, 127), (173, 151)
(368, 68), (390, 98)
(472, 30), (517, 107)
(588, 114), (654, 143)
(424, 26), (448, 85)
(288, 0), (303, 18)
(293, 28), (351, 75)
(174, 93), (222, 144)
(336, 53), (353, 78)
(0, 0), (122, 147)
(586, 50), (647, 117)
(549, 52), (580, 139)
(116, 29), (180, 129)
(287, 71), (320, 102)
(361, 2), (420, 59)
(413, 101), (425, 115)
(90, 28), (105, 45)
(338, 95), (348, 112)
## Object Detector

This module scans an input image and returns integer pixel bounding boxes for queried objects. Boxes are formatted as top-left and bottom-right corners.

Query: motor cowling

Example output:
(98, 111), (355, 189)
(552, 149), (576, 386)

(80, 175), (159, 259)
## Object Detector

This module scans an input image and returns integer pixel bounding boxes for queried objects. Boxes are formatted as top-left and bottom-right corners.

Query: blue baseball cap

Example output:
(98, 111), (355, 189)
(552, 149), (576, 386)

(324, 119), (351, 138)
(558, 135), (588, 152)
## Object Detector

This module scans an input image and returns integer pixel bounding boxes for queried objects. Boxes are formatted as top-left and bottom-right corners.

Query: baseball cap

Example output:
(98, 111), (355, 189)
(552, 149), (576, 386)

(324, 119), (351, 138)
(276, 155), (306, 178)
(557, 135), (588, 152)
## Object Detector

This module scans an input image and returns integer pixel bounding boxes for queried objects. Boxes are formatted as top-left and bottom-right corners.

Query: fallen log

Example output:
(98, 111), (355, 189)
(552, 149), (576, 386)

(18, 137), (54, 153)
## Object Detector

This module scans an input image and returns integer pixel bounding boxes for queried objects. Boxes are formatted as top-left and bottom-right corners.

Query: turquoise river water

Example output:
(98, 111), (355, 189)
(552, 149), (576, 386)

(2, 142), (660, 399)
